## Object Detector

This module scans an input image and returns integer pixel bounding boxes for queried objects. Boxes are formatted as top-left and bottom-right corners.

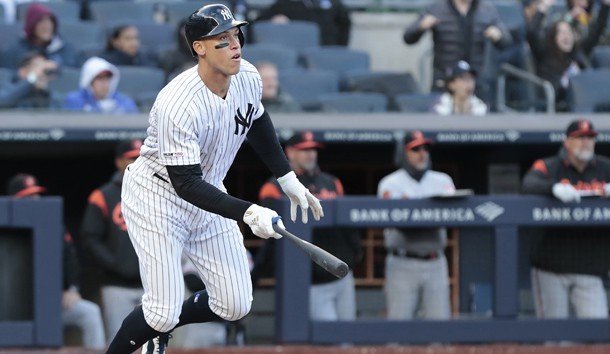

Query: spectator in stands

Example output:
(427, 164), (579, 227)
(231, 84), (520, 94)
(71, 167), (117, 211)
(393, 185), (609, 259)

(6, 173), (106, 349)
(431, 60), (487, 115)
(256, 61), (302, 113)
(100, 24), (159, 68)
(2, 51), (62, 110)
(159, 18), (196, 81)
(252, 131), (362, 321)
(255, 0), (351, 46)
(80, 139), (144, 344)
(403, 0), (512, 93)
(63, 57), (139, 114)
(3, 3), (78, 69)
(0, 52), (59, 109)
(522, 118), (610, 319)
(526, 0), (609, 111)
(377, 131), (455, 320)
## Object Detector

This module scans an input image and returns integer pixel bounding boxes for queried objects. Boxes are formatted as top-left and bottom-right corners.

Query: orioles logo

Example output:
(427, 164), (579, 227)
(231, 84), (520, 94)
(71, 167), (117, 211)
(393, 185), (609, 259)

(112, 203), (127, 231)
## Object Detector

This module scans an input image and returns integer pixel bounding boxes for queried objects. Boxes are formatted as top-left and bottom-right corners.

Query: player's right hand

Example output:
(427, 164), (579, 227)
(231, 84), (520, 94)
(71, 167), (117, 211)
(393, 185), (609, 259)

(243, 204), (284, 239)
(552, 183), (581, 203)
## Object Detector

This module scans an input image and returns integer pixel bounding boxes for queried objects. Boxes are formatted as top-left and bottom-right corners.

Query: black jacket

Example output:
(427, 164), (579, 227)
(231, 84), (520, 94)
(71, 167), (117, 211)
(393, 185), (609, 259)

(522, 149), (610, 277)
(80, 172), (142, 288)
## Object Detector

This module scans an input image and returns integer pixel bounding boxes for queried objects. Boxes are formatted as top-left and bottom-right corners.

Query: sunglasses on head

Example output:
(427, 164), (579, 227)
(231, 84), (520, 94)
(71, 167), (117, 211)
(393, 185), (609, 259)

(410, 145), (429, 152)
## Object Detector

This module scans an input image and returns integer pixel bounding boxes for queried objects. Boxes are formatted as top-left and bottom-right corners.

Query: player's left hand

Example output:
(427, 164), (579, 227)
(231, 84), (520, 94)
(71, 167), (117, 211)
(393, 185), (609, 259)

(278, 171), (324, 223)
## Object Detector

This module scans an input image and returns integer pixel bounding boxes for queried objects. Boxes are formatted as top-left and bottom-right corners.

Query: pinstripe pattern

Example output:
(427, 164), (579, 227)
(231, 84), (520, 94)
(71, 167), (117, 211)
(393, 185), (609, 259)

(120, 59), (260, 332)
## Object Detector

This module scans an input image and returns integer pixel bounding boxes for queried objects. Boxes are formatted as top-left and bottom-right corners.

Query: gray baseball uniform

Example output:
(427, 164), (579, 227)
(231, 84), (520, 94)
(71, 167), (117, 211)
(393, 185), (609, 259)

(377, 168), (455, 320)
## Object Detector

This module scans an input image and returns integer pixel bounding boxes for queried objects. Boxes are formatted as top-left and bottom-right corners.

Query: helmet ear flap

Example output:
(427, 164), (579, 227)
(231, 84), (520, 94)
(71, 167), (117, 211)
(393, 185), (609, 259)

(238, 28), (245, 48)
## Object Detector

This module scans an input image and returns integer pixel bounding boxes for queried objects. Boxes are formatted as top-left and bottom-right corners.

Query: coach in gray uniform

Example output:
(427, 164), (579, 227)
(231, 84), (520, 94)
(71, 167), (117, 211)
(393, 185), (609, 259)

(377, 131), (455, 320)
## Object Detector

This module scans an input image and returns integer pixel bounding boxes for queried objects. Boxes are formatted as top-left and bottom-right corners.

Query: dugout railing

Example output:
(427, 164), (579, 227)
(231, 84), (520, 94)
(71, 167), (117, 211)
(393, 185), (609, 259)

(272, 196), (610, 344)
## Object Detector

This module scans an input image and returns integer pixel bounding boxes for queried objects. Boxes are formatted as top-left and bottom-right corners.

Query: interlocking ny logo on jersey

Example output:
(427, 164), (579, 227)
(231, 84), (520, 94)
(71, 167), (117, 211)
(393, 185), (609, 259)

(234, 103), (254, 135)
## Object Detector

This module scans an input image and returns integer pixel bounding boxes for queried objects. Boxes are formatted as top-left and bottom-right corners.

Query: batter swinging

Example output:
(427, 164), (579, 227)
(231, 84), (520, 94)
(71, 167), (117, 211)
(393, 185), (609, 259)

(104, 4), (323, 354)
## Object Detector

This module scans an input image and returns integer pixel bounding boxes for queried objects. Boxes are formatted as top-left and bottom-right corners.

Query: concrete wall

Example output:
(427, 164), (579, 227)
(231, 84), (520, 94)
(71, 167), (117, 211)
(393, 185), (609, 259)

(350, 11), (432, 91)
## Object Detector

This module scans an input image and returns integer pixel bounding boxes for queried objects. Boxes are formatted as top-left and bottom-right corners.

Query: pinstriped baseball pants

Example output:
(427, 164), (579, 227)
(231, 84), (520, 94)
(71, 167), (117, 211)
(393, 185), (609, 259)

(121, 161), (253, 333)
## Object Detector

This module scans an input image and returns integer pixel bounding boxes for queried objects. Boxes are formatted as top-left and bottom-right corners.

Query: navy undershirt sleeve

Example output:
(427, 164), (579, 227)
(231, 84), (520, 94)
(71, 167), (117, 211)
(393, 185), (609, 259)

(167, 164), (251, 221)
(246, 111), (291, 178)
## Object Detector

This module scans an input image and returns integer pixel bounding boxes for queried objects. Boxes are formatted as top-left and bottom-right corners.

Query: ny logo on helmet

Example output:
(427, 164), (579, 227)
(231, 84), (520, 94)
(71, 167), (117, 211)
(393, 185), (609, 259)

(220, 9), (233, 21)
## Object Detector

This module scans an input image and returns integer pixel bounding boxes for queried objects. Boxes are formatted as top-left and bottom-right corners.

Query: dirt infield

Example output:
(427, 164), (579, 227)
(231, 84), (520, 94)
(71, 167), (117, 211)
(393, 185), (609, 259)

(2, 344), (610, 354)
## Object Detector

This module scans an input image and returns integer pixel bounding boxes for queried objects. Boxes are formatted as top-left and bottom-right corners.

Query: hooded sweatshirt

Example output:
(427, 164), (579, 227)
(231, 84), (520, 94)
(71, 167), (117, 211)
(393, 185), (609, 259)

(4, 4), (77, 69)
(63, 57), (139, 114)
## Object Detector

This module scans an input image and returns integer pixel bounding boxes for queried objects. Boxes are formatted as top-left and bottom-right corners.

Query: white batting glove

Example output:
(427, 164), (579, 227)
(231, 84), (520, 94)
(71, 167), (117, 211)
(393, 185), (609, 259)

(552, 183), (581, 203)
(243, 204), (284, 239)
(277, 171), (324, 223)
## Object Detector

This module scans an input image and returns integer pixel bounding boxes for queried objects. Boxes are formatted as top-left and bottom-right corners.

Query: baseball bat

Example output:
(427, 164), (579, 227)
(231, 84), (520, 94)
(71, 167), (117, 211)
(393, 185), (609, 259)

(272, 216), (349, 279)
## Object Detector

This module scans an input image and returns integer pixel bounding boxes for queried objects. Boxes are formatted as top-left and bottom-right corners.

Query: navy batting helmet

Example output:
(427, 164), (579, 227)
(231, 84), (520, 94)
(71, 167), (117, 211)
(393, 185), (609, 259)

(184, 4), (248, 57)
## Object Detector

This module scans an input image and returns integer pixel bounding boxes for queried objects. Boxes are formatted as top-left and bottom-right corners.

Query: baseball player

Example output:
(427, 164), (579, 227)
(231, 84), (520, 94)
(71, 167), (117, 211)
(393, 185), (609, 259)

(522, 118), (610, 319)
(104, 4), (323, 354)
(377, 131), (455, 320)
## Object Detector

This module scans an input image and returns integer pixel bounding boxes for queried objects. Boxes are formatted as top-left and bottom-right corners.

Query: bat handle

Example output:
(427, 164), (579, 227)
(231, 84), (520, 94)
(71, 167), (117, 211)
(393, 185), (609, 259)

(272, 216), (282, 232)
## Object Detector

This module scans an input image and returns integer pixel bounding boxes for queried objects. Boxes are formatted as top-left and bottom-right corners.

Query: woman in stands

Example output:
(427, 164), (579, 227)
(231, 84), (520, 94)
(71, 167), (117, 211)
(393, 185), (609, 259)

(527, 0), (609, 111)
(3, 3), (78, 70)
(100, 24), (159, 68)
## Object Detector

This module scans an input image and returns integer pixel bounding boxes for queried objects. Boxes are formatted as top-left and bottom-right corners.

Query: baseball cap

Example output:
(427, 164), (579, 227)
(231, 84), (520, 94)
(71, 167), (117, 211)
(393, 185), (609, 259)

(7, 173), (46, 198)
(115, 138), (143, 159)
(403, 130), (433, 150)
(566, 118), (597, 138)
(446, 60), (476, 81)
(285, 131), (324, 150)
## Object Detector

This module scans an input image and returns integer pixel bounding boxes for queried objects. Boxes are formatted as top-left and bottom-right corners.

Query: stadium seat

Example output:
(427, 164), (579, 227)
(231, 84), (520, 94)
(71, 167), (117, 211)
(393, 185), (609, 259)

(48, 67), (81, 101)
(116, 66), (166, 111)
(17, 1), (82, 23)
(319, 92), (388, 112)
(342, 0), (377, 11)
(60, 21), (106, 58)
(89, 1), (156, 24)
(0, 23), (21, 52)
(279, 69), (339, 111)
(164, 1), (233, 24)
(242, 43), (300, 70)
(567, 69), (610, 112)
(252, 20), (320, 53)
(591, 46), (610, 68)
(300, 46), (370, 87)
(245, 0), (276, 11)
(394, 92), (442, 113)
(343, 71), (420, 111)
(0, 3), (6, 24)
(0, 67), (12, 85)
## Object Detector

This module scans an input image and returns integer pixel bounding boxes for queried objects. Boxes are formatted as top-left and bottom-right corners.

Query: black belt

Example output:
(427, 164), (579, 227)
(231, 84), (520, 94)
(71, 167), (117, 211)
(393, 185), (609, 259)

(390, 249), (439, 260)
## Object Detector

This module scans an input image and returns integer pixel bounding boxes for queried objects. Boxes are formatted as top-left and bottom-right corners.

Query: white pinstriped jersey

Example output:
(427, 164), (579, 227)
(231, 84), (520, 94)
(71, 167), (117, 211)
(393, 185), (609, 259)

(139, 59), (264, 190)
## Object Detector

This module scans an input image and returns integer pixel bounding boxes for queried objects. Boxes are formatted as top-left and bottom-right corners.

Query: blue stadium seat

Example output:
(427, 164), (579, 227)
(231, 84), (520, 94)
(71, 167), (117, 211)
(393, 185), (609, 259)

(591, 46), (610, 68)
(279, 69), (339, 111)
(89, 1), (156, 24)
(164, 1), (233, 25)
(60, 22), (106, 64)
(116, 66), (166, 111)
(103, 20), (176, 55)
(567, 69), (610, 112)
(344, 71), (420, 111)
(394, 92), (442, 113)
(300, 46), (370, 86)
(243, 43), (300, 70)
(252, 20), (320, 53)
(0, 67), (12, 85)
(319, 92), (388, 112)
(48, 67), (81, 102)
